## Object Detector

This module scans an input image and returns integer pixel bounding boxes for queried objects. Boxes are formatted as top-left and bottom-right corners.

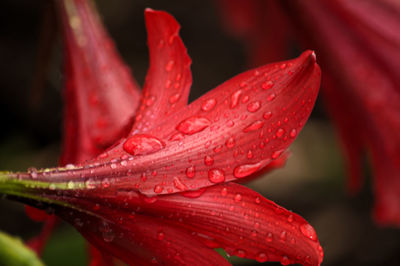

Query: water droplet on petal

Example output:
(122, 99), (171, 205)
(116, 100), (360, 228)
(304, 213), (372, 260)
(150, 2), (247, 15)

(102, 230), (115, 242)
(276, 128), (285, 138)
(165, 60), (175, 72)
(225, 137), (235, 148)
(243, 121), (264, 132)
(289, 129), (297, 138)
(280, 231), (287, 242)
(256, 252), (268, 263)
(177, 117), (211, 135)
(266, 232), (273, 242)
(267, 93), (276, 102)
(234, 161), (264, 178)
(154, 185), (164, 194)
(201, 98), (217, 111)
(247, 101), (261, 112)
(230, 89), (243, 108)
(208, 169), (225, 183)
(221, 187), (228, 196)
(263, 112), (272, 120)
(123, 134), (165, 156)
(262, 81), (274, 90)
(234, 194), (242, 202)
(185, 166), (195, 178)
(157, 231), (165, 240)
(272, 149), (284, 159)
(300, 223), (317, 241)
(169, 93), (180, 104)
(234, 249), (246, 258)
(281, 256), (290, 265)
(173, 177), (187, 191)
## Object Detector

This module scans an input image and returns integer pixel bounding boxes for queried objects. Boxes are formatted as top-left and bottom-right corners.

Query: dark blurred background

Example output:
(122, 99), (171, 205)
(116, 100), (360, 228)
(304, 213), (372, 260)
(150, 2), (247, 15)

(0, 0), (399, 265)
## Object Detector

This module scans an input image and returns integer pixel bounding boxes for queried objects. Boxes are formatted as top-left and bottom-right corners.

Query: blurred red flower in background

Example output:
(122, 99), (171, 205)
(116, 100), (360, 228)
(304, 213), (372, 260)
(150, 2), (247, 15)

(218, 0), (400, 226)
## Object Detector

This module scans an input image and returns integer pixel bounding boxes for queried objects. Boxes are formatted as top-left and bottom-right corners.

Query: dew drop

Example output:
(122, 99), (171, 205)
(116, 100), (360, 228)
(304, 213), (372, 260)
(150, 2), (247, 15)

(234, 249), (246, 258)
(266, 232), (273, 242)
(169, 93), (180, 104)
(267, 93), (276, 101)
(243, 120), (264, 132)
(234, 193), (242, 202)
(225, 137), (235, 148)
(67, 181), (75, 189)
(165, 60), (175, 72)
(176, 116), (211, 135)
(157, 231), (165, 241)
(173, 177), (187, 191)
(234, 161), (263, 178)
(263, 112), (272, 120)
(185, 166), (195, 178)
(256, 252), (268, 263)
(255, 196), (261, 204)
(102, 230), (115, 243)
(271, 149), (284, 159)
(230, 90), (243, 108)
(208, 169), (225, 183)
(300, 223), (317, 241)
(280, 231), (287, 242)
(85, 179), (96, 189)
(204, 155), (214, 166)
(220, 187), (228, 196)
(247, 101), (261, 112)
(262, 81), (274, 90)
(281, 256), (290, 266)
(123, 134), (165, 156)
(289, 129), (297, 138)
(226, 120), (235, 127)
(154, 185), (164, 194)
(201, 98), (217, 111)
(287, 214), (294, 223)
(276, 128), (285, 138)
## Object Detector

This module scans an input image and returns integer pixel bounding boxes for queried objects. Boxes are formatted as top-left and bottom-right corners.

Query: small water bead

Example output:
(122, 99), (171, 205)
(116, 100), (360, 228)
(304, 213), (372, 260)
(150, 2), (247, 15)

(204, 155), (214, 166)
(271, 149), (284, 159)
(247, 101), (261, 112)
(169, 93), (180, 104)
(165, 80), (172, 89)
(230, 89), (243, 108)
(208, 169), (225, 183)
(280, 256), (290, 266)
(280, 231), (287, 242)
(157, 231), (165, 241)
(234, 194), (242, 202)
(234, 249), (246, 258)
(226, 120), (235, 127)
(241, 95), (249, 103)
(280, 63), (287, 69)
(201, 98), (217, 111)
(266, 232), (273, 242)
(123, 134), (165, 156)
(300, 223), (317, 241)
(225, 137), (235, 148)
(261, 81), (274, 90)
(213, 145), (223, 153)
(289, 129), (297, 138)
(102, 178), (110, 188)
(220, 187), (228, 196)
(165, 60), (175, 72)
(255, 197), (261, 204)
(154, 185), (164, 194)
(185, 166), (195, 178)
(85, 179), (96, 189)
(67, 181), (75, 189)
(267, 93), (276, 102)
(176, 116), (211, 135)
(256, 252), (268, 263)
(243, 120), (264, 132)
(247, 150), (253, 159)
(173, 177), (187, 191)
(287, 214), (294, 223)
(263, 111), (272, 120)
(276, 128), (285, 138)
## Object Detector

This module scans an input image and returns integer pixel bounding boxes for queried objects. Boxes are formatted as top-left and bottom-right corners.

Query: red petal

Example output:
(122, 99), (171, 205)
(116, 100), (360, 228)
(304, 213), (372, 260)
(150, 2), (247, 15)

(57, 0), (141, 164)
(57, 208), (229, 265)
(25, 205), (50, 222)
(24, 51), (320, 196)
(283, 0), (400, 225)
(130, 9), (192, 134)
(138, 183), (323, 265)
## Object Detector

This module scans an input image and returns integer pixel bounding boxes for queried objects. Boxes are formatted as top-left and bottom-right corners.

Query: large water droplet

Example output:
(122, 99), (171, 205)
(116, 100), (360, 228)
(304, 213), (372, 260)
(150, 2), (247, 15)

(261, 81), (274, 90)
(201, 98), (217, 111)
(176, 116), (211, 135)
(281, 256), (290, 266)
(123, 134), (165, 155)
(234, 161), (263, 178)
(243, 121), (264, 132)
(300, 223), (317, 241)
(208, 169), (225, 183)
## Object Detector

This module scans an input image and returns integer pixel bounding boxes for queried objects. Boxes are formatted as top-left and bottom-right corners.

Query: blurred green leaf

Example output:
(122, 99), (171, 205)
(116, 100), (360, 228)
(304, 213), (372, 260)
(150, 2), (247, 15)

(0, 230), (44, 266)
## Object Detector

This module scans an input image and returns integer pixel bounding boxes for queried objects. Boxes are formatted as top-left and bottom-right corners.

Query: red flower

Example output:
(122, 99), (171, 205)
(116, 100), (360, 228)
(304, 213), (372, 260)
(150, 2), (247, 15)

(0, 1), (323, 265)
(218, 0), (400, 226)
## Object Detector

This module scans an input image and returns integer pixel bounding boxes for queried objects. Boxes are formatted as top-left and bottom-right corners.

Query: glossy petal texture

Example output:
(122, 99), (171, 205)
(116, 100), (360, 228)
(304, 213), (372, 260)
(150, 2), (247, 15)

(28, 50), (320, 196)
(281, 0), (400, 225)
(131, 9), (192, 134)
(58, 0), (141, 164)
